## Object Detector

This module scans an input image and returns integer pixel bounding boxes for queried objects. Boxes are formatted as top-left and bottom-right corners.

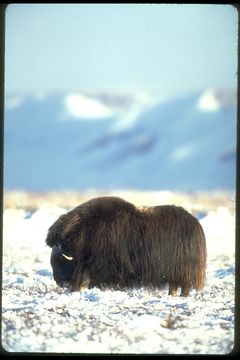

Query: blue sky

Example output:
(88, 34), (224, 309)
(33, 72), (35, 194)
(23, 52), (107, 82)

(5, 4), (238, 98)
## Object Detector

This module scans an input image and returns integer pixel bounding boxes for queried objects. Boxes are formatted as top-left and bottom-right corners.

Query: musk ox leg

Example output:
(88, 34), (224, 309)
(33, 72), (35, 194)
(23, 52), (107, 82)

(180, 285), (190, 297)
(79, 269), (91, 291)
(168, 284), (178, 296)
(71, 266), (91, 291)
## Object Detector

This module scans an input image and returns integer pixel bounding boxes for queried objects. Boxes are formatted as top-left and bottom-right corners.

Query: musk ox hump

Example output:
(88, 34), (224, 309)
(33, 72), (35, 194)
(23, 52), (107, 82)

(61, 212), (81, 238)
(59, 196), (136, 238)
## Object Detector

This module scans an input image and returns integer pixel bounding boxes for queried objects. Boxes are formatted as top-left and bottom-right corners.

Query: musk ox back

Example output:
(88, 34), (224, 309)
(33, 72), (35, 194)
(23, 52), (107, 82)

(46, 196), (207, 296)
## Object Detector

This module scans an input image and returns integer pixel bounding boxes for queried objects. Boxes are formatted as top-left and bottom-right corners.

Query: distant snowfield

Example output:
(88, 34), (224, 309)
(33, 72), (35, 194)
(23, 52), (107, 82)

(1, 194), (235, 354)
(196, 89), (221, 112)
(64, 93), (114, 119)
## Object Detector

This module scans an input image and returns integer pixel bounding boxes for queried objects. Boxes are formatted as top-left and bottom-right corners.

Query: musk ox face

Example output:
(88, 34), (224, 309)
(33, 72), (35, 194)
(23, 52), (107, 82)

(46, 196), (207, 296)
(50, 244), (91, 291)
(50, 245), (75, 289)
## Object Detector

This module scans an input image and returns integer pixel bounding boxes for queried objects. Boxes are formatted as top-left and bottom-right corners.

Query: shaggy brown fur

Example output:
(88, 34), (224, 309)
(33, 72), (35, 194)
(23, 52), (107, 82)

(46, 196), (207, 296)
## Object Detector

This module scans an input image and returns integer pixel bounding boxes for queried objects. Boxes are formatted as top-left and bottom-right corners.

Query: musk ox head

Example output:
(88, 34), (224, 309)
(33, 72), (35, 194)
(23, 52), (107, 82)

(50, 244), (74, 288)
(46, 209), (92, 291)
(49, 244), (91, 291)
(46, 196), (207, 296)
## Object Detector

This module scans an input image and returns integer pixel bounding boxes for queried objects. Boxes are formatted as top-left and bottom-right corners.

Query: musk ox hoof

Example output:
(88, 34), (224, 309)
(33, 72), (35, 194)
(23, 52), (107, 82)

(46, 196), (207, 295)
(168, 285), (178, 297)
(168, 284), (190, 297)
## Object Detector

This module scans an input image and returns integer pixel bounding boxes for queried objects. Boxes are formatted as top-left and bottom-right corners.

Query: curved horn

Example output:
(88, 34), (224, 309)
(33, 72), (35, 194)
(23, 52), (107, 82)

(62, 253), (74, 261)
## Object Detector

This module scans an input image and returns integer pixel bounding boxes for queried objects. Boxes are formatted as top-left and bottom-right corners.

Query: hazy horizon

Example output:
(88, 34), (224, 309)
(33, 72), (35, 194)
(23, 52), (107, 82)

(5, 4), (238, 99)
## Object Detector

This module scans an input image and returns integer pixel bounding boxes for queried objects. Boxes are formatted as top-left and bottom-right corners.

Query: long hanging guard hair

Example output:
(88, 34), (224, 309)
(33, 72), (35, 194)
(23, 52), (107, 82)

(46, 196), (207, 296)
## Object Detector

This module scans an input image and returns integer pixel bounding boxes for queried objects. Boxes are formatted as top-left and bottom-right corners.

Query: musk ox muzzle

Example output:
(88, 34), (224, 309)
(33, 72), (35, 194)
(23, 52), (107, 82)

(46, 196), (207, 296)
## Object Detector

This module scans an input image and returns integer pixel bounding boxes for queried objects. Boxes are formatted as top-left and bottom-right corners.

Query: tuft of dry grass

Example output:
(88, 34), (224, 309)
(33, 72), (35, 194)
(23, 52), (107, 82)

(3, 190), (235, 215)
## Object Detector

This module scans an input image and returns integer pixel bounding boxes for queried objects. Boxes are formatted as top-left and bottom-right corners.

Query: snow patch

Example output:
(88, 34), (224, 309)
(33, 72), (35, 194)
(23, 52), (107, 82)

(196, 90), (221, 112)
(171, 144), (195, 161)
(109, 105), (142, 133)
(5, 95), (23, 110)
(200, 207), (235, 257)
(109, 93), (155, 133)
(64, 93), (114, 119)
(2, 202), (235, 354)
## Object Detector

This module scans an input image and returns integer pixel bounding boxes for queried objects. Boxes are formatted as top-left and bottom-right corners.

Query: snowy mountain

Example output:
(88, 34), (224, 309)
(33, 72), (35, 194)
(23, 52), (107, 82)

(4, 89), (236, 191)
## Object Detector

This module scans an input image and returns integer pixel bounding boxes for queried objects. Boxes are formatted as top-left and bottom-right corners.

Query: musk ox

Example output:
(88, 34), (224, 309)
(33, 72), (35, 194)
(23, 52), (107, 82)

(46, 196), (207, 296)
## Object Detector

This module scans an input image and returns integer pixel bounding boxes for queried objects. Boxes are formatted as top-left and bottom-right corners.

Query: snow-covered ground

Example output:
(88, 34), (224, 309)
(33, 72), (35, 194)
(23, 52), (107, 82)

(1, 192), (235, 354)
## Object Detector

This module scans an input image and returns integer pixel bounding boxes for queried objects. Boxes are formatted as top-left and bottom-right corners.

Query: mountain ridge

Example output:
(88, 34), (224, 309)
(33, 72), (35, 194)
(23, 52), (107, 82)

(4, 89), (236, 191)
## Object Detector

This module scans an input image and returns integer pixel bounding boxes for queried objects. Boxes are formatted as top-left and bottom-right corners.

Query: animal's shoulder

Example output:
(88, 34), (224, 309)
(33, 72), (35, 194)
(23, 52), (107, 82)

(70, 196), (136, 221)
(145, 205), (197, 222)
